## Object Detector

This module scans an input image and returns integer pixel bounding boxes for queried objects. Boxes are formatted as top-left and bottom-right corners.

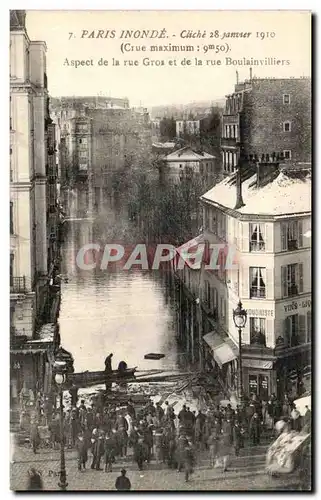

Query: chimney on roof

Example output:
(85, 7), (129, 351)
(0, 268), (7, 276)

(236, 71), (239, 84)
(249, 67), (253, 82)
(234, 159), (245, 210)
(256, 152), (280, 188)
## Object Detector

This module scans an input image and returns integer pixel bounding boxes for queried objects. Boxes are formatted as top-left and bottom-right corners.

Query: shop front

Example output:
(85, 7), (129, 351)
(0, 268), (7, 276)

(275, 346), (311, 400)
(242, 358), (275, 401)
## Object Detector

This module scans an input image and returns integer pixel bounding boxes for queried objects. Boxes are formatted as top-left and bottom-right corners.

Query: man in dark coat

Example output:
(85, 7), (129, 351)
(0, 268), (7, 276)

(155, 402), (164, 422)
(127, 400), (136, 420)
(91, 429), (105, 470)
(133, 433), (145, 470)
(225, 404), (234, 421)
(249, 412), (261, 445)
(27, 468), (43, 491)
(232, 421), (245, 456)
(104, 353), (113, 391)
(303, 406), (311, 433)
(115, 469), (131, 491)
(104, 432), (116, 472)
(76, 432), (88, 471)
(195, 410), (206, 448)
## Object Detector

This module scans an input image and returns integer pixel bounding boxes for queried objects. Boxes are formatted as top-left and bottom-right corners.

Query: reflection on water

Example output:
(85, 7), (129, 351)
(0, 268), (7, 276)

(59, 221), (181, 373)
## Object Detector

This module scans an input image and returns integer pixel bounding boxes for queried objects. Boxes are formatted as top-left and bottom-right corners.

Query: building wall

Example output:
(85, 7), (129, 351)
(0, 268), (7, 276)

(242, 79), (311, 163)
(10, 22), (49, 339)
(202, 203), (311, 351)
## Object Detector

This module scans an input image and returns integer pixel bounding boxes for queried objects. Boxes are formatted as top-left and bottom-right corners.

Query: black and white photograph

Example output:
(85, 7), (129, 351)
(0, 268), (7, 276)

(9, 9), (312, 491)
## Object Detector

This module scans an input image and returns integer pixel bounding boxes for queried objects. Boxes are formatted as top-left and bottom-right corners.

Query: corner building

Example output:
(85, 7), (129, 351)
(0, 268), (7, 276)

(200, 162), (311, 401)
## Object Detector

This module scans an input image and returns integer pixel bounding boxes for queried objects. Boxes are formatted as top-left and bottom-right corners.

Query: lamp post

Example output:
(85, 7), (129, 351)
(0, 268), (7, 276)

(233, 300), (247, 406)
(54, 362), (68, 491)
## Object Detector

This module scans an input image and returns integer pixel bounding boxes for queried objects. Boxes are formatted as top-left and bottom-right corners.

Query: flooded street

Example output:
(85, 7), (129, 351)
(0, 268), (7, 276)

(58, 220), (182, 374)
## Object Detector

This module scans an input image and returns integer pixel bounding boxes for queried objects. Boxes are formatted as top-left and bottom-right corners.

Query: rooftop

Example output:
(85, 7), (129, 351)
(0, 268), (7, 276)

(202, 165), (311, 216)
(165, 146), (215, 162)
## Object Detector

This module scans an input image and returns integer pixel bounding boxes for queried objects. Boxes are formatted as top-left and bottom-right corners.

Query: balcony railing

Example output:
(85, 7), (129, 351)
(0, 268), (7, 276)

(10, 276), (28, 293)
(250, 241), (265, 252)
(288, 284), (299, 297)
(221, 137), (240, 147)
(250, 287), (266, 299)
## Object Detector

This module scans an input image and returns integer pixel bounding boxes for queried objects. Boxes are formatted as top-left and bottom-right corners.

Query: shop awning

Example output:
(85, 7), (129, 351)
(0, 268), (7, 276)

(242, 359), (273, 370)
(203, 332), (238, 368)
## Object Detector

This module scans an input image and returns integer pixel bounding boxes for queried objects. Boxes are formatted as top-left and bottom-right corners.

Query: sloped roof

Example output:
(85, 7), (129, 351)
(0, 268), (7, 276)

(202, 170), (311, 216)
(165, 146), (215, 162)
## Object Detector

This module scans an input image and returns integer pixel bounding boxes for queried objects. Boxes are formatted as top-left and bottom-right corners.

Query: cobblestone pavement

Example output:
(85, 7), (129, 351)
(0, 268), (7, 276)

(10, 444), (301, 491)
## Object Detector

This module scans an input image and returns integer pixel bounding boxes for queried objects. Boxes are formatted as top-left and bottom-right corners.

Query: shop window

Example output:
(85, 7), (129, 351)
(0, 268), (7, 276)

(284, 314), (302, 347)
(249, 223), (265, 251)
(250, 317), (266, 346)
(281, 263), (303, 298)
(248, 374), (269, 401)
(250, 267), (266, 298)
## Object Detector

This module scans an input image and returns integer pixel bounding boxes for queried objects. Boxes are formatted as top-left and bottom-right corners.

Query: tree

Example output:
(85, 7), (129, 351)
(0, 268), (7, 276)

(159, 116), (176, 141)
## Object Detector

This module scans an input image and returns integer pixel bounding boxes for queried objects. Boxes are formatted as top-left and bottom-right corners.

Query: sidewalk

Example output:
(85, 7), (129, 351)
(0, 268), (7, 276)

(10, 441), (302, 491)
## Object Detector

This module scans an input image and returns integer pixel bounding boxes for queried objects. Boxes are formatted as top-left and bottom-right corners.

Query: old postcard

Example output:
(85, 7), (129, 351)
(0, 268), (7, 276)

(9, 9), (311, 491)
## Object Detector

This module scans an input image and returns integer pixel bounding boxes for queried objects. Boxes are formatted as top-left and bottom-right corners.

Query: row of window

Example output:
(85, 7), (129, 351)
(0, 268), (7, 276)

(205, 210), (306, 253)
(250, 264), (304, 299)
(248, 310), (310, 347)
(222, 151), (238, 172)
(223, 124), (239, 139)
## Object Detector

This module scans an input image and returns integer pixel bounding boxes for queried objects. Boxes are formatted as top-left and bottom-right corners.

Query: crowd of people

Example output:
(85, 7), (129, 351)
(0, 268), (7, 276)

(25, 391), (311, 483)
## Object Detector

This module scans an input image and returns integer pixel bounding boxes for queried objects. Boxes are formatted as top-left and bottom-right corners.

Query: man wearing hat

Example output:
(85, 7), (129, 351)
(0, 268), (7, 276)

(115, 469), (131, 491)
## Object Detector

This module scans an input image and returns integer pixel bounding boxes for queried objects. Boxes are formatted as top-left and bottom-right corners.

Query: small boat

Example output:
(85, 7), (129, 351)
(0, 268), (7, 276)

(144, 353), (165, 360)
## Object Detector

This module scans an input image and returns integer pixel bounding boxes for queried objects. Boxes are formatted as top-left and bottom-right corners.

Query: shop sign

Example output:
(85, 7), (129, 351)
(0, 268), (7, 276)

(246, 309), (274, 317)
(283, 299), (311, 313)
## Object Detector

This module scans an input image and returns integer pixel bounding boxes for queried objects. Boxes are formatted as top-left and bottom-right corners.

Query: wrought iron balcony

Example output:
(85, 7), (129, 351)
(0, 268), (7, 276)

(10, 276), (29, 294)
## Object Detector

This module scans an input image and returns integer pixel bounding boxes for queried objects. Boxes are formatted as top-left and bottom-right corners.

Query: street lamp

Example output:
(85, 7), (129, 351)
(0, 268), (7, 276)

(233, 300), (247, 405)
(54, 361), (68, 491)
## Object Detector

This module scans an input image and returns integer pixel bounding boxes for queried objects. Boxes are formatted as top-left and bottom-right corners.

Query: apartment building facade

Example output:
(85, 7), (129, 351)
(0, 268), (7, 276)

(10, 11), (59, 401)
(221, 76), (311, 174)
(55, 100), (152, 216)
(198, 161), (311, 401)
(164, 146), (216, 184)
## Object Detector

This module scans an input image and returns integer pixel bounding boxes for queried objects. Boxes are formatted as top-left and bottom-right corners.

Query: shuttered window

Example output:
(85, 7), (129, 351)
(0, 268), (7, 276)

(249, 223), (265, 252)
(281, 263), (304, 298)
(284, 314), (299, 347)
(250, 317), (266, 345)
(250, 267), (266, 298)
(307, 311), (311, 343)
(280, 220), (303, 251)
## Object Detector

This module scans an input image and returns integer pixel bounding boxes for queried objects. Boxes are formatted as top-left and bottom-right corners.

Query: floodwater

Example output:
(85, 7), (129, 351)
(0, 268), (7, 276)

(58, 220), (182, 374)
